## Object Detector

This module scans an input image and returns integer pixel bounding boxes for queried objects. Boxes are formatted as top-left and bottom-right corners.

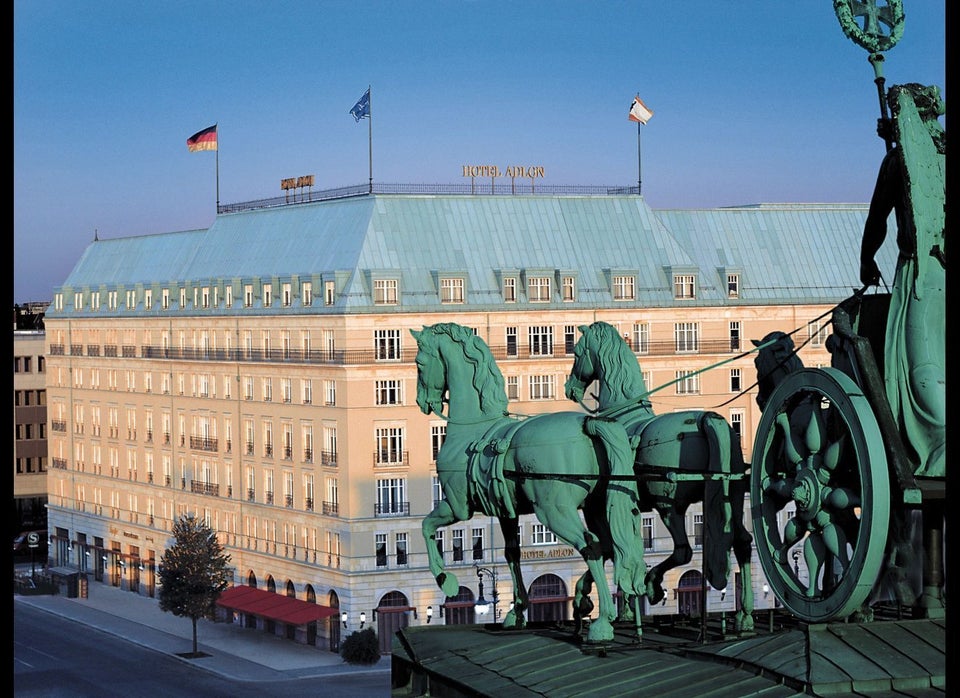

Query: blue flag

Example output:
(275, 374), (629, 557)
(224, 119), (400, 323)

(350, 88), (370, 122)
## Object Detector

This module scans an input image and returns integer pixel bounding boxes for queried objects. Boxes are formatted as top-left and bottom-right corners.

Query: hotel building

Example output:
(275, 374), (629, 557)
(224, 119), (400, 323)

(43, 185), (893, 652)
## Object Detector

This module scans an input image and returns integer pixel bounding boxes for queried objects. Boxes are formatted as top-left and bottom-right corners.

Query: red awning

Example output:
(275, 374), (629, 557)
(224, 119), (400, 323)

(216, 585), (339, 625)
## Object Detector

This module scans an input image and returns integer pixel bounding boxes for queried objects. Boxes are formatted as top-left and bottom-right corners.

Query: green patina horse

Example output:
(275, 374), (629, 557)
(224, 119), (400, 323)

(565, 321), (755, 632)
(412, 322), (646, 642)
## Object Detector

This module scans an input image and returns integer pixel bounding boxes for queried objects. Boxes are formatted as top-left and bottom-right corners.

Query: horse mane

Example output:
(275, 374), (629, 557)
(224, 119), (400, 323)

(430, 323), (508, 414)
(587, 322), (648, 399)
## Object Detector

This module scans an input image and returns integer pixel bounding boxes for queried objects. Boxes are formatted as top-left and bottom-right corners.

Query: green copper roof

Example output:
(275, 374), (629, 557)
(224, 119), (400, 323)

(50, 194), (896, 317)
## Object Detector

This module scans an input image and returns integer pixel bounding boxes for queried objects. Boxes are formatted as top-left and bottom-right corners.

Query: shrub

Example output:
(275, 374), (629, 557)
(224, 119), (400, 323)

(340, 627), (380, 664)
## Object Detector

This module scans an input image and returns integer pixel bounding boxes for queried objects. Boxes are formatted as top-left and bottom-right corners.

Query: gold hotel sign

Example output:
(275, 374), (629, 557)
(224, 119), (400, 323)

(462, 165), (545, 179)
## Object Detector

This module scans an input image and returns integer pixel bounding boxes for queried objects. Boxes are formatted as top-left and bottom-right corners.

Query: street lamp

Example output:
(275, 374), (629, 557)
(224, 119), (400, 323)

(474, 566), (499, 620)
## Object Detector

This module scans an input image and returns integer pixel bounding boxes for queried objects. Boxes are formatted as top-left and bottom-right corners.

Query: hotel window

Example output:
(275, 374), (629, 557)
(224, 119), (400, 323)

(374, 278), (398, 305)
(564, 325), (576, 355)
(375, 379), (402, 406)
(528, 325), (553, 356)
(808, 319), (828, 347)
(244, 285), (253, 308)
(434, 527), (444, 558)
(324, 380), (336, 406)
(109, 290), (118, 310)
(376, 533), (388, 567)
(528, 276), (551, 302)
(503, 277), (517, 303)
(201, 287), (210, 309)
(144, 289), (153, 310)
(282, 283), (292, 307)
(694, 513), (704, 547)
(613, 275), (635, 301)
(531, 523), (558, 545)
(452, 529), (464, 562)
(729, 321), (742, 352)
(374, 328), (402, 361)
(324, 280), (335, 306)
(376, 477), (407, 515)
(262, 378), (273, 402)
(675, 370), (700, 395)
(730, 368), (742, 392)
(375, 426), (405, 466)
(74, 292), (84, 310)
(91, 291), (100, 310)
(529, 374), (555, 400)
(674, 322), (700, 353)
(431, 424), (446, 460)
(472, 527), (484, 560)
(263, 283), (272, 307)
(505, 327), (518, 357)
(633, 322), (650, 354)
(506, 375), (519, 400)
(643, 516), (654, 550)
(282, 378), (292, 403)
(301, 281), (312, 306)
(225, 285), (233, 307)
(301, 379), (313, 404)
(730, 410), (744, 441)
(673, 274), (696, 300)
(440, 277), (464, 304)
(179, 288), (186, 309)
(127, 289), (137, 309)
(432, 475), (443, 509)
(562, 276), (576, 302)
(396, 532), (408, 565)
(727, 273), (740, 298)
(302, 426), (314, 462)
(243, 377), (253, 401)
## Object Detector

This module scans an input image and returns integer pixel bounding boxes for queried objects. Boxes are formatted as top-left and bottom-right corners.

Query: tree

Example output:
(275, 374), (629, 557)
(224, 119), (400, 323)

(157, 514), (232, 657)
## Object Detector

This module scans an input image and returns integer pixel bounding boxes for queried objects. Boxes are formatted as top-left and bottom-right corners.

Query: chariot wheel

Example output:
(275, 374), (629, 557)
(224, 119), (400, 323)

(750, 367), (889, 622)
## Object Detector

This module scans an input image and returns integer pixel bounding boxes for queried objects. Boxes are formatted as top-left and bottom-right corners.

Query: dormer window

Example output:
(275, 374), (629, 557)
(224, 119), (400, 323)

(673, 274), (696, 300)
(613, 275), (635, 301)
(727, 273), (740, 298)
(503, 277), (517, 303)
(562, 276), (576, 302)
(528, 276), (551, 302)
(374, 279), (398, 305)
(440, 277), (464, 304)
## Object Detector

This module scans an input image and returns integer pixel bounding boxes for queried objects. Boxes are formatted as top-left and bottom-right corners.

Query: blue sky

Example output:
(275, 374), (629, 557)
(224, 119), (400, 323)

(14, 1), (945, 304)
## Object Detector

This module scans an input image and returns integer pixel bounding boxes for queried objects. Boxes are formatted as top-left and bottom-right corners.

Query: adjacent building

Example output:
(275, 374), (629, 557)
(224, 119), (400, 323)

(43, 186), (894, 652)
(14, 303), (49, 556)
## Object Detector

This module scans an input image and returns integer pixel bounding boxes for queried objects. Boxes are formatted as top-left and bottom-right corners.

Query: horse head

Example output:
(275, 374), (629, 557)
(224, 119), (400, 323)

(564, 324), (599, 404)
(566, 322), (647, 410)
(412, 323), (508, 420)
(412, 326), (447, 418)
(751, 331), (804, 411)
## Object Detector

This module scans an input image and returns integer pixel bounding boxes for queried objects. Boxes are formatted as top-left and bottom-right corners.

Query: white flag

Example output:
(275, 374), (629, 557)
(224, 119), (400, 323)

(628, 96), (654, 124)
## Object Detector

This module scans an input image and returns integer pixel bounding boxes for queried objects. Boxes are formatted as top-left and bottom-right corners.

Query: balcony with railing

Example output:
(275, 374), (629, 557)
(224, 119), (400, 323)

(51, 420), (67, 432)
(374, 501), (410, 517)
(322, 501), (339, 516)
(189, 436), (219, 452)
(190, 481), (220, 497)
(374, 450), (409, 467)
(320, 450), (337, 467)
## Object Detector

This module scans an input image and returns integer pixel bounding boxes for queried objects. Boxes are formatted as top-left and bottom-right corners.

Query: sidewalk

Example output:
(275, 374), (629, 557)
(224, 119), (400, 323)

(14, 578), (390, 681)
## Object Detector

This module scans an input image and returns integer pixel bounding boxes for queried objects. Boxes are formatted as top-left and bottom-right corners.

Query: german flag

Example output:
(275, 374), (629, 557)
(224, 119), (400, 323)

(187, 124), (217, 152)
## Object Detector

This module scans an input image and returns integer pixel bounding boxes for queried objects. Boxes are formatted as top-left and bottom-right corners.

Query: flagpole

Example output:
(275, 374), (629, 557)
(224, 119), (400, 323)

(215, 126), (220, 213)
(635, 93), (642, 195)
(367, 85), (373, 194)
(637, 120), (642, 195)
